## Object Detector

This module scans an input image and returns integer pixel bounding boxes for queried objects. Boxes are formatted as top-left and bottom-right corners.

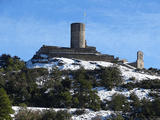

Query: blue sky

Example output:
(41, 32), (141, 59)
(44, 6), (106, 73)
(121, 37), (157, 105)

(0, 0), (160, 68)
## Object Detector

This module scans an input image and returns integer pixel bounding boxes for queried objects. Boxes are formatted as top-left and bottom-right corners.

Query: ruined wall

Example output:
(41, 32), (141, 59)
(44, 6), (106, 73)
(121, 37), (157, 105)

(136, 51), (144, 69)
(37, 45), (100, 55)
(31, 22), (117, 63)
(128, 62), (137, 68)
(127, 51), (144, 69)
(34, 45), (115, 62)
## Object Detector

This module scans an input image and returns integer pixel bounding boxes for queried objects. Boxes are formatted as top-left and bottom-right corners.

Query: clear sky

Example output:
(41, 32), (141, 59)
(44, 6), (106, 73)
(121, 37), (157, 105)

(0, 0), (160, 68)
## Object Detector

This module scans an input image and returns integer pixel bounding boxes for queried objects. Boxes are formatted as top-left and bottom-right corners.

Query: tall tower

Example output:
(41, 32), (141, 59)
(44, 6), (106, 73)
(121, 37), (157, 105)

(136, 51), (144, 69)
(71, 23), (86, 48)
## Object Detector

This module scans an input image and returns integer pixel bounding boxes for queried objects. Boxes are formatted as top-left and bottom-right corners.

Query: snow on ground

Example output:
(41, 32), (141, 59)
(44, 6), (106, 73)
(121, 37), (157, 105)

(26, 57), (113, 71)
(94, 87), (151, 101)
(12, 106), (114, 120)
(72, 110), (114, 120)
(26, 57), (160, 102)
(12, 57), (160, 120)
(120, 65), (160, 83)
(26, 57), (160, 82)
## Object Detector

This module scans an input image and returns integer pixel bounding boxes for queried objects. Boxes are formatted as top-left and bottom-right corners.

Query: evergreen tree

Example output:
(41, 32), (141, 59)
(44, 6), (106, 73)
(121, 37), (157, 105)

(59, 91), (72, 108)
(109, 94), (128, 111)
(73, 68), (101, 111)
(101, 66), (123, 89)
(113, 115), (124, 120)
(56, 110), (72, 120)
(130, 92), (140, 112)
(0, 54), (25, 72)
(0, 88), (14, 120)
(152, 98), (160, 116)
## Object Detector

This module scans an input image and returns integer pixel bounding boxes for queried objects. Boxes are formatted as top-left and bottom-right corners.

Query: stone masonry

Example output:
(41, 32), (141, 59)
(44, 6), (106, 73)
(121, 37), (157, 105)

(31, 22), (144, 69)
(136, 51), (144, 69)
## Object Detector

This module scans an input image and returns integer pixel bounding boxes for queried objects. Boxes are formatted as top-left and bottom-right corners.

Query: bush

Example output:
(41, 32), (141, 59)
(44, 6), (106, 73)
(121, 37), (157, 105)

(91, 115), (102, 120)
(152, 98), (160, 116)
(42, 109), (57, 120)
(59, 91), (72, 108)
(108, 94), (129, 111)
(0, 88), (14, 120)
(0, 54), (25, 72)
(130, 93), (140, 112)
(4, 68), (48, 106)
(129, 77), (136, 81)
(15, 108), (42, 120)
(122, 79), (160, 90)
(73, 68), (101, 111)
(101, 66), (123, 89)
(128, 98), (160, 119)
(56, 110), (72, 120)
(15, 108), (72, 120)
(149, 92), (159, 98)
(113, 115), (124, 120)
(73, 109), (86, 115)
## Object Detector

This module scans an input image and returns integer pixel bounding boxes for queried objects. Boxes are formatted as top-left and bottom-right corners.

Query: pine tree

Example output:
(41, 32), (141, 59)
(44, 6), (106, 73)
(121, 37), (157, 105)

(101, 66), (123, 89)
(0, 88), (14, 120)
(73, 69), (101, 111)
(109, 94), (128, 111)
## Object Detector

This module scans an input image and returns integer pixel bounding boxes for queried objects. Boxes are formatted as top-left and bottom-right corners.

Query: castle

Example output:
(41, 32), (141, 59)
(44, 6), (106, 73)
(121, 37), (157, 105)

(32, 23), (144, 69)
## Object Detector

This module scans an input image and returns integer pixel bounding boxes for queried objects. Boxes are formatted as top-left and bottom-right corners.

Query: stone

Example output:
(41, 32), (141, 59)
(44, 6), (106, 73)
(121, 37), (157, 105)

(136, 51), (144, 69)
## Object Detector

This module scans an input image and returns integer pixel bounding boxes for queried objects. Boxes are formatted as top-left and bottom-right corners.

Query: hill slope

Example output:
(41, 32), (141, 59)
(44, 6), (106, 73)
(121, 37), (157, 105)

(22, 56), (160, 119)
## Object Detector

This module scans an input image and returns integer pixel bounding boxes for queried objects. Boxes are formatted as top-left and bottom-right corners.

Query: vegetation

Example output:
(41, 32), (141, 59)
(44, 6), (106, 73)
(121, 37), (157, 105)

(0, 54), (25, 72)
(129, 92), (141, 113)
(126, 98), (160, 119)
(112, 115), (124, 120)
(101, 66), (123, 89)
(15, 108), (72, 120)
(0, 88), (14, 120)
(72, 68), (101, 111)
(1, 54), (160, 119)
(108, 94), (129, 112)
(135, 67), (160, 76)
(0, 55), (101, 111)
(122, 79), (160, 90)
(73, 109), (86, 115)
(15, 108), (42, 120)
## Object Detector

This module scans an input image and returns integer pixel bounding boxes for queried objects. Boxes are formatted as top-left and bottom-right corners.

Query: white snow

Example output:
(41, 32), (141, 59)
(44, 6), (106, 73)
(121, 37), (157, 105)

(72, 110), (114, 120)
(12, 106), (114, 120)
(12, 57), (160, 120)
(94, 87), (151, 101)
(120, 65), (160, 83)
(26, 57), (113, 71)
(26, 57), (160, 102)
(26, 57), (160, 82)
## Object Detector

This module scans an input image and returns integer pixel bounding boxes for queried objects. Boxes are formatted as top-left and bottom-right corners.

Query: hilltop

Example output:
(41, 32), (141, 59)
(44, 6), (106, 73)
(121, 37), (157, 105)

(1, 54), (160, 119)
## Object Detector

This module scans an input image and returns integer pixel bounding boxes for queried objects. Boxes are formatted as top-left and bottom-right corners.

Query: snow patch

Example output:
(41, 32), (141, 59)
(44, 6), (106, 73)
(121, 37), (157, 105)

(12, 106), (114, 120)
(26, 57), (160, 82)
(94, 87), (151, 101)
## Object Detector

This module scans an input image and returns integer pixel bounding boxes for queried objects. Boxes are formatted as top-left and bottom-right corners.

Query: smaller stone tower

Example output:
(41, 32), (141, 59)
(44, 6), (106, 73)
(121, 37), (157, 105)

(136, 51), (144, 69)
(71, 23), (86, 49)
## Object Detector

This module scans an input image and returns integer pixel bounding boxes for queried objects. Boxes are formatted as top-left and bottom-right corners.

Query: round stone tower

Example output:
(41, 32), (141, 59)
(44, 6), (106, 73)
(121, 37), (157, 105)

(71, 23), (86, 48)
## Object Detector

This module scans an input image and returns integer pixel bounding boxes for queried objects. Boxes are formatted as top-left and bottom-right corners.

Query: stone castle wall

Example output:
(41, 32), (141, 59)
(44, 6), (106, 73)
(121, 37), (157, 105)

(33, 45), (115, 62)
(37, 45), (99, 55)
